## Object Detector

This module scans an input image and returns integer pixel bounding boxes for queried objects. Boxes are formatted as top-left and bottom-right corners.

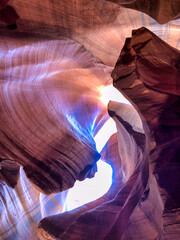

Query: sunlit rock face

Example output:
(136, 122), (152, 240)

(38, 99), (163, 240)
(0, 38), (113, 195)
(38, 28), (179, 239)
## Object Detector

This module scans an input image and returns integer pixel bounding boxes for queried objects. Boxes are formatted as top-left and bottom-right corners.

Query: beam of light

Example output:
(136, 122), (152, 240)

(62, 84), (131, 212)
(62, 124), (114, 211)
(61, 114), (115, 212)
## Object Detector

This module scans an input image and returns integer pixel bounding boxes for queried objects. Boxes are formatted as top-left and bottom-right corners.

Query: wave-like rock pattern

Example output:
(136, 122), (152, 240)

(112, 27), (180, 211)
(0, 38), (113, 194)
(0, 0), (180, 239)
(38, 101), (163, 240)
(38, 26), (180, 240)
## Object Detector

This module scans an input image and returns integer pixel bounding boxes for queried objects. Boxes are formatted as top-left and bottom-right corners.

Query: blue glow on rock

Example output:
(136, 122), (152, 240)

(63, 115), (117, 211)
(62, 84), (129, 212)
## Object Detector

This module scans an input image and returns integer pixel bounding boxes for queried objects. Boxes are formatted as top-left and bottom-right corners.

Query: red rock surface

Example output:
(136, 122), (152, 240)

(0, 1), (180, 239)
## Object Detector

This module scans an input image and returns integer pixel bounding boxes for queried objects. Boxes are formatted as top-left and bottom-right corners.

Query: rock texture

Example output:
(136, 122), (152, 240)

(0, 159), (20, 188)
(38, 26), (180, 240)
(0, 0), (19, 28)
(107, 0), (180, 24)
(0, 0), (180, 239)
(112, 27), (180, 212)
(38, 101), (163, 240)
(0, 38), (109, 195)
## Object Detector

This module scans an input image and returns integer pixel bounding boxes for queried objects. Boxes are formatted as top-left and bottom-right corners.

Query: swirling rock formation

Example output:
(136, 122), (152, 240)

(0, 38), (113, 195)
(38, 27), (180, 240)
(38, 100), (163, 240)
(112, 27), (180, 211)
(0, 0), (180, 239)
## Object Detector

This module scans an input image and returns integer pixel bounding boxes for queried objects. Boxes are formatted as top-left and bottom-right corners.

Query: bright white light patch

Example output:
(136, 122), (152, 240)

(100, 84), (131, 106)
(63, 113), (116, 212)
(94, 118), (117, 153)
(63, 160), (112, 212)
